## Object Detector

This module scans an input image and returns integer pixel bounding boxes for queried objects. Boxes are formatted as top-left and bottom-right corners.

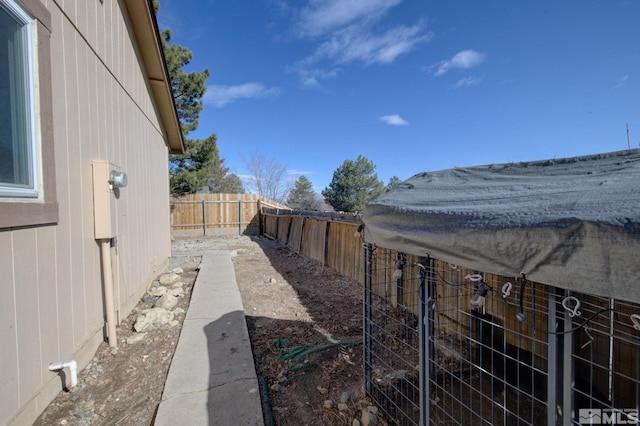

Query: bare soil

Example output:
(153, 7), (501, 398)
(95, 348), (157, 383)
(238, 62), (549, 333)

(35, 235), (370, 426)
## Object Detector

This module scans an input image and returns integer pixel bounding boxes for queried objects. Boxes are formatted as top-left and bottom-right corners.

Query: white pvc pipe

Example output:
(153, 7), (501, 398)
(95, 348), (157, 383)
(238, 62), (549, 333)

(100, 239), (118, 348)
(48, 360), (78, 388)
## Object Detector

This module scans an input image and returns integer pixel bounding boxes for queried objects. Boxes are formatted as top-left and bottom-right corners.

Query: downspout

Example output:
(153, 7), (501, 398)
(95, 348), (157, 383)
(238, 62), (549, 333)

(100, 238), (118, 348)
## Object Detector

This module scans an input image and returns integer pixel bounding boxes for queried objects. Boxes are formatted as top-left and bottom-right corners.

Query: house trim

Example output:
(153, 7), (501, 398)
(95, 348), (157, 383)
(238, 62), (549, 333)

(0, 0), (57, 230)
(123, 0), (185, 155)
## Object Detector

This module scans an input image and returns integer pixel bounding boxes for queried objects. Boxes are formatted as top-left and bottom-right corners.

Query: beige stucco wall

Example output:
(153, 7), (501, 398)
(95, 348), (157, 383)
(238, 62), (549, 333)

(0, 1), (173, 424)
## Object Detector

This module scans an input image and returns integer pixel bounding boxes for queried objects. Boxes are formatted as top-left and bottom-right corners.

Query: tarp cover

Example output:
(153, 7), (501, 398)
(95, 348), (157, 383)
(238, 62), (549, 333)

(363, 149), (640, 303)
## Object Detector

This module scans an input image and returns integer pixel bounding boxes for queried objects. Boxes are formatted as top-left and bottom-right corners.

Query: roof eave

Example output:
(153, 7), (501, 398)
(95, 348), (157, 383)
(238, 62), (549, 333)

(123, 0), (185, 155)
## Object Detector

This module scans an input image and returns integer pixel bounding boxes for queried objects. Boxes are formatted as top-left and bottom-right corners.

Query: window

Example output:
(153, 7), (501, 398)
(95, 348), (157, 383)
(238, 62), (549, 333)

(0, 0), (56, 229)
(0, 0), (37, 197)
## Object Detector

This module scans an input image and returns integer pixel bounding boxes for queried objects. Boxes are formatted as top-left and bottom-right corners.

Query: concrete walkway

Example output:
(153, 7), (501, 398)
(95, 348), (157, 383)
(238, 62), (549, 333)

(155, 251), (264, 426)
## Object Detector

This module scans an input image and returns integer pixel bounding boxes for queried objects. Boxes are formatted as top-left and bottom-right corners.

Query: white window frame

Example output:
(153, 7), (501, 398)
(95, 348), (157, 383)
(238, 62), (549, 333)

(0, 0), (38, 198)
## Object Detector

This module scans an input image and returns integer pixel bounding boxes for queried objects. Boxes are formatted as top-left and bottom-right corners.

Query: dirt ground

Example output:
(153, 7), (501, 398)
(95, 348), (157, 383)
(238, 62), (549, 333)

(35, 235), (372, 426)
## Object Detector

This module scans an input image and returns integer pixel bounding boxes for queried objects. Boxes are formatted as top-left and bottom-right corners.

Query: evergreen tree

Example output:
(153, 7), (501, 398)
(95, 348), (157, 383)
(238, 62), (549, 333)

(154, 1), (209, 136)
(208, 149), (244, 193)
(156, 2), (241, 195)
(287, 176), (321, 211)
(170, 135), (217, 194)
(216, 174), (245, 194)
(170, 134), (244, 195)
(322, 155), (386, 213)
(387, 176), (402, 191)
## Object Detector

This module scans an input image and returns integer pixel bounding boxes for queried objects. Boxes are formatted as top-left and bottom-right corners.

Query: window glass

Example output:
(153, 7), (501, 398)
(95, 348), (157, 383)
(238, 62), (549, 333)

(0, 0), (36, 197)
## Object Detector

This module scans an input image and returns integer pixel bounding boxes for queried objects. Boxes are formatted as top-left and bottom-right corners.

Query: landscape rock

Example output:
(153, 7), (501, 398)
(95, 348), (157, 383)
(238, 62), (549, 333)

(133, 308), (174, 332)
(324, 400), (334, 409)
(141, 295), (154, 303)
(341, 391), (351, 403)
(148, 286), (168, 297)
(159, 273), (180, 285)
(171, 267), (183, 274)
(126, 333), (146, 345)
(170, 280), (185, 288)
(169, 287), (185, 297)
(155, 293), (178, 310)
(338, 403), (348, 411)
(317, 386), (329, 395)
(361, 409), (378, 426)
(386, 370), (409, 380)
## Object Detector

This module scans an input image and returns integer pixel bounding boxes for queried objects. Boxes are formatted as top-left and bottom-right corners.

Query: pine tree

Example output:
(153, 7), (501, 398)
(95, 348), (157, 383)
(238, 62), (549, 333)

(170, 135), (216, 194)
(170, 134), (244, 195)
(387, 176), (402, 191)
(322, 155), (386, 212)
(156, 2), (241, 195)
(154, 1), (209, 136)
(208, 147), (244, 193)
(287, 176), (321, 211)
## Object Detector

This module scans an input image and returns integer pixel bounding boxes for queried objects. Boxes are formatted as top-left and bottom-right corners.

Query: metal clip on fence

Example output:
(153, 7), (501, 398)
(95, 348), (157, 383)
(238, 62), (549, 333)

(562, 296), (582, 318)
(427, 297), (436, 311)
(465, 274), (483, 282)
(501, 282), (512, 298)
(630, 314), (640, 331)
(581, 326), (594, 349)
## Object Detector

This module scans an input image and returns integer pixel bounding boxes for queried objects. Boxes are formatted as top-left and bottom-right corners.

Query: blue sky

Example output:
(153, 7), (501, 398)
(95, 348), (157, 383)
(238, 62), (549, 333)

(156, 0), (640, 194)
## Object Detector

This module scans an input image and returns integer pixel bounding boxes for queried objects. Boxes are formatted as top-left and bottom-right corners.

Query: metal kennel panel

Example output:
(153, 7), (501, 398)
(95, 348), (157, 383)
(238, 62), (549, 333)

(562, 294), (640, 426)
(364, 242), (640, 426)
(363, 245), (424, 425)
(364, 244), (553, 425)
(428, 263), (551, 425)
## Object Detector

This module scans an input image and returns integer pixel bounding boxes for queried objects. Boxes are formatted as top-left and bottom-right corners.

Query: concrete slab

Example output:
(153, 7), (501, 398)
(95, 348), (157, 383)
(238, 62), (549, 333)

(155, 251), (263, 426)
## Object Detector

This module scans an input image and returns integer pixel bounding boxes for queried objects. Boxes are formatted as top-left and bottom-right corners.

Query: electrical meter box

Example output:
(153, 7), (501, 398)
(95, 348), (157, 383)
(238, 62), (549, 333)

(92, 160), (121, 239)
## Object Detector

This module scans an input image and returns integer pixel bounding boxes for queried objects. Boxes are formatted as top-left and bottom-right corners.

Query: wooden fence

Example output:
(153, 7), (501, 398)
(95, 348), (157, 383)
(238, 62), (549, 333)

(261, 209), (365, 285)
(171, 194), (288, 236)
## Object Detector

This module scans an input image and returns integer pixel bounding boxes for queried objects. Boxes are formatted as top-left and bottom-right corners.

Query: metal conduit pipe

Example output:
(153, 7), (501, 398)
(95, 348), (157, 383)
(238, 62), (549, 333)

(100, 239), (118, 348)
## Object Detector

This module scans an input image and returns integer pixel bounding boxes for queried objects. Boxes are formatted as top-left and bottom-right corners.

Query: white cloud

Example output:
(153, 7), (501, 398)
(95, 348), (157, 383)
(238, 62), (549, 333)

(454, 76), (482, 88)
(379, 114), (408, 126)
(429, 49), (486, 76)
(296, 0), (401, 38)
(307, 21), (430, 66)
(614, 75), (629, 89)
(287, 169), (317, 176)
(290, 0), (431, 87)
(286, 65), (339, 88)
(204, 83), (282, 107)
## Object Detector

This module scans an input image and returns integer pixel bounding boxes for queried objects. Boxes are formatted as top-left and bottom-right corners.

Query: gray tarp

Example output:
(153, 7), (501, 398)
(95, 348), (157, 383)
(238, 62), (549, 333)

(363, 149), (640, 303)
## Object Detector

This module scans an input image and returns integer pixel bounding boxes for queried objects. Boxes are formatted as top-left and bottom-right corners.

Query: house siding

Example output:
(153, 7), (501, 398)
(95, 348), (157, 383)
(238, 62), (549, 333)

(1, 1), (174, 424)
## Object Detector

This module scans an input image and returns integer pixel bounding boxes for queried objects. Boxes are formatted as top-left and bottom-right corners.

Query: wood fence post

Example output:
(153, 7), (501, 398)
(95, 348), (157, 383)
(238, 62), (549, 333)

(257, 199), (263, 237)
(202, 200), (206, 236)
(238, 199), (242, 235)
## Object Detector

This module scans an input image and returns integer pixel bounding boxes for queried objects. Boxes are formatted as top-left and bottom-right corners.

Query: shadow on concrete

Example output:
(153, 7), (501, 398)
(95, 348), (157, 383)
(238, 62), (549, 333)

(203, 310), (263, 426)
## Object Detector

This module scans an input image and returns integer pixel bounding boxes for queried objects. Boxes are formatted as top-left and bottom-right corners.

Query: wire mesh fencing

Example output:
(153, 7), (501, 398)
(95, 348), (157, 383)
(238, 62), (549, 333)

(363, 244), (640, 425)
